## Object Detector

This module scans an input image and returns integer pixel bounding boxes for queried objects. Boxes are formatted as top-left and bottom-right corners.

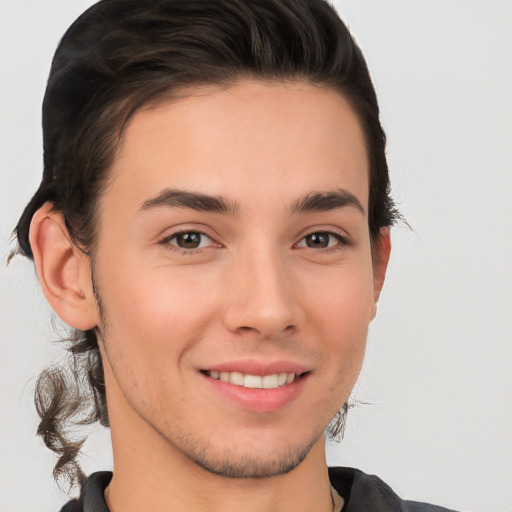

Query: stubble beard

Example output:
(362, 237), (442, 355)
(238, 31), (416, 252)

(91, 266), (344, 480)
(169, 427), (322, 479)
(167, 405), (348, 479)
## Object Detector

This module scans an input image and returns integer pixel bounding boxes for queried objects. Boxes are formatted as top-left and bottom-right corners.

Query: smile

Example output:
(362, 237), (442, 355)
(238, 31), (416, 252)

(205, 370), (298, 389)
(201, 365), (310, 412)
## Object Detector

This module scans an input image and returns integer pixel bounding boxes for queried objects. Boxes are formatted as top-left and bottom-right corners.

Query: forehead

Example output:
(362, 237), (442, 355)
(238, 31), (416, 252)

(104, 79), (369, 216)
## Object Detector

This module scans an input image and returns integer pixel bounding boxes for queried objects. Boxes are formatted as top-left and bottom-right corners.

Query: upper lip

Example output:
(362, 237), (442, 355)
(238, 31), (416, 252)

(201, 359), (310, 376)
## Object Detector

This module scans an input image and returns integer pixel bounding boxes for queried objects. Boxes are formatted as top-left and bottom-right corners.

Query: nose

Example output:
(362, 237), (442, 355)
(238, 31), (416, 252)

(222, 247), (301, 340)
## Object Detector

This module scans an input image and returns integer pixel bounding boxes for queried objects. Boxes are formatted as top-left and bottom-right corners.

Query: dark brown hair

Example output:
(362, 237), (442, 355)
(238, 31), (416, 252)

(14, 0), (397, 486)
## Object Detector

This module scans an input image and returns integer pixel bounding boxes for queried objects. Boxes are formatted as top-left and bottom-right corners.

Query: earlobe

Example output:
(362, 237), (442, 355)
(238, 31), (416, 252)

(29, 203), (99, 330)
(371, 227), (391, 318)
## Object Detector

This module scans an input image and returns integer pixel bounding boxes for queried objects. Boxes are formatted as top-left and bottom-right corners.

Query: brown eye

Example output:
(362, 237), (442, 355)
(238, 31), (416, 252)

(169, 231), (212, 250)
(304, 233), (330, 248)
(297, 231), (345, 250)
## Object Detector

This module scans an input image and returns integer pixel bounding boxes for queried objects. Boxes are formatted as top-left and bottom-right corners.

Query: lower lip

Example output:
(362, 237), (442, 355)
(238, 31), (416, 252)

(202, 373), (309, 412)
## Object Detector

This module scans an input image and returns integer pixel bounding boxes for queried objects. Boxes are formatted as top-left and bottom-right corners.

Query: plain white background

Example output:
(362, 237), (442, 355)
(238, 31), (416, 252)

(1, 1), (511, 511)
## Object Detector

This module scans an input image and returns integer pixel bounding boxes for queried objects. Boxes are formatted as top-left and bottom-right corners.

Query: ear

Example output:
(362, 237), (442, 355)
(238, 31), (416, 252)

(29, 203), (99, 330)
(371, 227), (391, 318)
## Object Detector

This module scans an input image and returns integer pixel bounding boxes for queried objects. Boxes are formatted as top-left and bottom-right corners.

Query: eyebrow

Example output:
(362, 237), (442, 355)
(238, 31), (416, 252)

(290, 189), (365, 216)
(140, 188), (240, 215)
(139, 187), (364, 217)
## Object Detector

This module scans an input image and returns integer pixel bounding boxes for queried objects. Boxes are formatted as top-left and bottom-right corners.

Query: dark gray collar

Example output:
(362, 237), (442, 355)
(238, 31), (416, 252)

(61, 467), (457, 512)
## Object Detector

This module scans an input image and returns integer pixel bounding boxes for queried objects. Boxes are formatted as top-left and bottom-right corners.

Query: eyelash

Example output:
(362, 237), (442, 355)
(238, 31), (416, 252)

(295, 229), (350, 253)
(158, 229), (350, 255)
(158, 230), (216, 255)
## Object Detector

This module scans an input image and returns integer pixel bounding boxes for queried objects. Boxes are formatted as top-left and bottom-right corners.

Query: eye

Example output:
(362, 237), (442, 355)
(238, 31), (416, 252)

(296, 231), (346, 250)
(164, 231), (214, 250)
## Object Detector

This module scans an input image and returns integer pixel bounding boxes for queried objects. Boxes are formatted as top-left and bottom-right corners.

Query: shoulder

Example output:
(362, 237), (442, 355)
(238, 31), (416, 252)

(58, 472), (112, 512)
(329, 467), (458, 512)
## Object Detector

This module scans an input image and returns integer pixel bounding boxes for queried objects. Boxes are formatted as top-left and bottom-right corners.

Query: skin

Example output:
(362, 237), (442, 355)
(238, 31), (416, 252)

(30, 79), (390, 512)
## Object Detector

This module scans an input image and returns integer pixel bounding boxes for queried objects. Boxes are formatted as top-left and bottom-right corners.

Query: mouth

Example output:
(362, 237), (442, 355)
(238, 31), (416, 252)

(200, 362), (310, 412)
(202, 370), (304, 389)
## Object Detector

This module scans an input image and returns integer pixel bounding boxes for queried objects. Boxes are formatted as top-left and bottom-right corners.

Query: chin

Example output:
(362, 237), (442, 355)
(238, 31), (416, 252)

(188, 440), (317, 479)
(170, 425), (323, 479)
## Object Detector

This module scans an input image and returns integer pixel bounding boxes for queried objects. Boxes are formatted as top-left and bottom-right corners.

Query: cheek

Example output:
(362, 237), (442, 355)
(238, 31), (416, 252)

(97, 262), (219, 356)
(299, 266), (374, 424)
(301, 260), (374, 376)
(304, 260), (375, 333)
(96, 268), (216, 409)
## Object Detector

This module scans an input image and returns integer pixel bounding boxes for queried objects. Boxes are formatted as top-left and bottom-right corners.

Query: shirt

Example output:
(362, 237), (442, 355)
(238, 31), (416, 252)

(59, 467), (458, 511)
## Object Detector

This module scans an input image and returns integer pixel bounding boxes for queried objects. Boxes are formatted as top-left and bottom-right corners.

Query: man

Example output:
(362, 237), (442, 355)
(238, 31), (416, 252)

(12, 0), (456, 510)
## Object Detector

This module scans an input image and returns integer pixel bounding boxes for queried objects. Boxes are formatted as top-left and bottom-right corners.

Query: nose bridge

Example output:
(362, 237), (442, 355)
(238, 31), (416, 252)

(223, 241), (298, 338)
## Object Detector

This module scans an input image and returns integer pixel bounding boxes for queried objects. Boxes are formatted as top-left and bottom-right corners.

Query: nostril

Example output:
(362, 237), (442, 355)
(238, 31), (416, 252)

(237, 325), (260, 335)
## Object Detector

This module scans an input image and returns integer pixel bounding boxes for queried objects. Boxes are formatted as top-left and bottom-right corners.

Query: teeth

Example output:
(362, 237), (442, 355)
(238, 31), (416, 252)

(230, 372), (244, 386)
(244, 375), (262, 388)
(207, 371), (298, 389)
(262, 374), (278, 389)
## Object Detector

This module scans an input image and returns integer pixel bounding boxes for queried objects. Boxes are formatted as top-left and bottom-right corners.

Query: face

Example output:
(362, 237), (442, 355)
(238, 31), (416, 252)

(90, 80), (387, 478)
